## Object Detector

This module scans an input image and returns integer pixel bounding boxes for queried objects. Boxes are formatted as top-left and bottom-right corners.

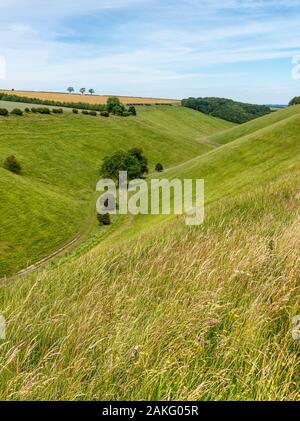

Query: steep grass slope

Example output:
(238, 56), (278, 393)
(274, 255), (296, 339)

(0, 106), (230, 276)
(209, 104), (300, 145)
(0, 103), (299, 400)
(0, 170), (298, 400)
(112, 105), (300, 239)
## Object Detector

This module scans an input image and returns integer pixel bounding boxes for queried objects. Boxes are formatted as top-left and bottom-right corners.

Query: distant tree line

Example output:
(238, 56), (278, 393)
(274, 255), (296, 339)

(289, 96), (300, 106)
(181, 97), (272, 124)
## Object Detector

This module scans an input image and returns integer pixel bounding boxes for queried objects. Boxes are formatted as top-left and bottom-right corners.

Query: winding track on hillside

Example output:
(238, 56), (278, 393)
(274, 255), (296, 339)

(2, 151), (213, 281)
(4, 109), (251, 280)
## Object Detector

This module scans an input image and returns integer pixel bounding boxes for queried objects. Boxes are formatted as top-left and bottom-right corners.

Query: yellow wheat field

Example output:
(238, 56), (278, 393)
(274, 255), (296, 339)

(0, 90), (180, 105)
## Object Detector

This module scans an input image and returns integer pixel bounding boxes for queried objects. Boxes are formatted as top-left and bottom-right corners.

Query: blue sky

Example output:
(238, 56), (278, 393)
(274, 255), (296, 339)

(1, 0), (300, 103)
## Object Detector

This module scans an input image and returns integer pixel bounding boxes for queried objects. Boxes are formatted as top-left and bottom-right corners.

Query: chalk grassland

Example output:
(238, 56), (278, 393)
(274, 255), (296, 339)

(0, 168), (298, 400)
(0, 104), (299, 400)
(0, 106), (232, 276)
(112, 104), (300, 240)
(0, 90), (181, 105)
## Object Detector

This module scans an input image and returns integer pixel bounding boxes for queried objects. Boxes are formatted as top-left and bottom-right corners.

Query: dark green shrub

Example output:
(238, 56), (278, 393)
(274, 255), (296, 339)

(0, 108), (9, 116)
(25, 108), (30, 113)
(36, 107), (51, 114)
(3, 155), (22, 174)
(100, 111), (109, 117)
(72, 109), (79, 114)
(89, 111), (97, 116)
(11, 108), (23, 116)
(31, 107), (37, 113)
(97, 213), (111, 226)
(52, 108), (63, 114)
(128, 105), (137, 115)
(155, 163), (164, 172)
(82, 110), (89, 115)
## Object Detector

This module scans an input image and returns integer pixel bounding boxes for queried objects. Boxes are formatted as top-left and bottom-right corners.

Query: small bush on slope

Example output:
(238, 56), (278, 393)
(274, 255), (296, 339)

(0, 108), (9, 116)
(0, 172), (299, 400)
(3, 155), (22, 174)
(10, 108), (23, 116)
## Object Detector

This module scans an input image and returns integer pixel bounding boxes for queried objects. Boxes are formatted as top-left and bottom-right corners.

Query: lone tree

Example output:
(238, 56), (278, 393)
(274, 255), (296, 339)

(67, 87), (75, 94)
(3, 155), (22, 174)
(155, 163), (164, 172)
(80, 88), (86, 95)
(89, 89), (95, 95)
(97, 213), (111, 226)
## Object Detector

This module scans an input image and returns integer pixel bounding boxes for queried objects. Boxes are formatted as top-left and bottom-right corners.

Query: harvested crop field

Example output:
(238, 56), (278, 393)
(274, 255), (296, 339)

(0, 90), (180, 105)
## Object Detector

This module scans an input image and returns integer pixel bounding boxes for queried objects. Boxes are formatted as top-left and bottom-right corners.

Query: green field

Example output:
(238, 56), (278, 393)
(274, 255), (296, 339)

(0, 104), (299, 400)
(0, 106), (232, 275)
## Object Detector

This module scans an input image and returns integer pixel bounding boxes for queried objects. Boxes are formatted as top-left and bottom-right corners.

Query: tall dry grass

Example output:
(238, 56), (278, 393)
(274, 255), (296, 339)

(0, 173), (299, 400)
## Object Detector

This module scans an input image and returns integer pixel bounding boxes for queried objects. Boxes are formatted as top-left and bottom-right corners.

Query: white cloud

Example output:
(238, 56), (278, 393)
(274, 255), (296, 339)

(0, 0), (300, 102)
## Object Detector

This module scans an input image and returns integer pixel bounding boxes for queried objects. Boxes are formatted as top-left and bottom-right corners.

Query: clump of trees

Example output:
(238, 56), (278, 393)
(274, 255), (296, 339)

(181, 97), (272, 124)
(106, 97), (137, 117)
(289, 96), (300, 106)
(3, 156), (22, 174)
(155, 163), (164, 172)
(100, 148), (148, 182)
(52, 108), (64, 114)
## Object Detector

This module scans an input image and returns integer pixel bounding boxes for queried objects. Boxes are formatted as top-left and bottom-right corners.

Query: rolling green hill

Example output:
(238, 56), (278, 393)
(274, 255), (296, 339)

(208, 103), (300, 145)
(0, 103), (299, 400)
(103, 104), (300, 241)
(0, 106), (232, 276)
(0, 140), (298, 400)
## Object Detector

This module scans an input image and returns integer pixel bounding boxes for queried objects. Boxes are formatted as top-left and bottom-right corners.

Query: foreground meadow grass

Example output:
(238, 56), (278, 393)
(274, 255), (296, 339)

(0, 172), (299, 400)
